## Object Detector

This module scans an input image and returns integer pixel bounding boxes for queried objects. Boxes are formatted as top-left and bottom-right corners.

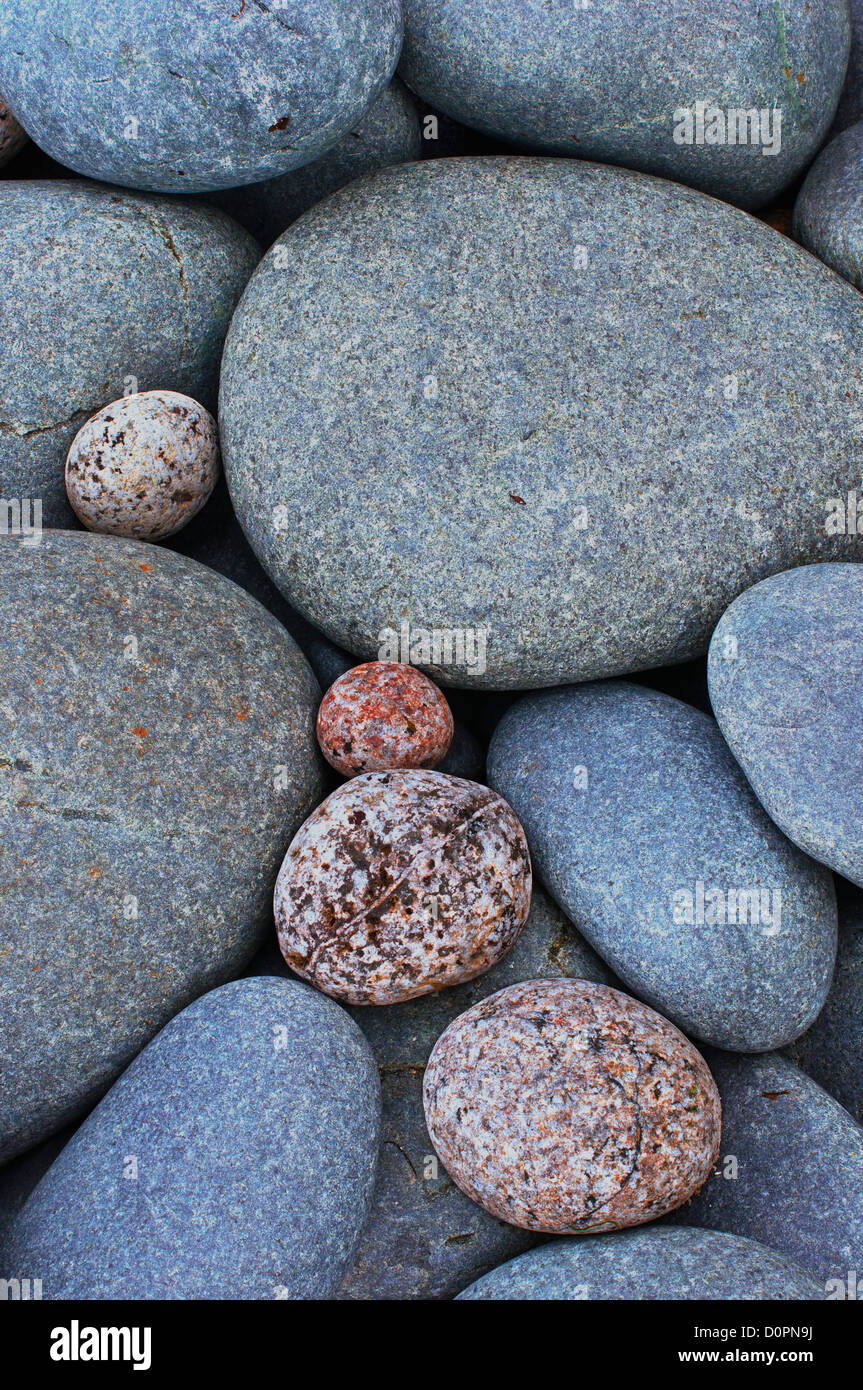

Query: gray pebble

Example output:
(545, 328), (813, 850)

(833, 0), (863, 134)
(795, 123), (863, 292)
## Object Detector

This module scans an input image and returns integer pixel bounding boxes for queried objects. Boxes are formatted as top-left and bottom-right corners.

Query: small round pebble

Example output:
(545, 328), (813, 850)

(423, 979), (721, 1235)
(275, 769), (532, 1006)
(0, 99), (27, 166)
(317, 661), (454, 776)
(65, 390), (220, 541)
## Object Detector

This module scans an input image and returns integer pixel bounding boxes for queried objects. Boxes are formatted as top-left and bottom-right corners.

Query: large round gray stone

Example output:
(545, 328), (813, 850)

(795, 123), (863, 292)
(487, 681), (837, 1052)
(399, 1), (849, 211)
(221, 158), (863, 690)
(4, 977), (380, 1299)
(0, 0), (402, 193)
(0, 179), (259, 527)
(0, 530), (326, 1164)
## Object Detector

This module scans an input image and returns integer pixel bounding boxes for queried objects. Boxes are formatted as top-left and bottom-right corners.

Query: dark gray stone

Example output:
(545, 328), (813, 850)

(795, 124), (863, 294)
(709, 564), (863, 887)
(487, 681), (837, 1052)
(457, 1227), (824, 1301)
(0, 0), (402, 193)
(0, 179), (259, 527)
(669, 1051), (863, 1292)
(436, 718), (483, 781)
(0, 530), (326, 1163)
(833, 0), (863, 134)
(4, 977), (380, 1299)
(0, 1128), (73, 1267)
(221, 158), (863, 690)
(399, 0), (849, 211)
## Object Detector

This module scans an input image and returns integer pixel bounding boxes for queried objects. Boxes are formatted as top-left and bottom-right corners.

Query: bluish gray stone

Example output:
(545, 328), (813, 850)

(399, 1), (849, 211)
(336, 887), (615, 1300)
(0, 179), (259, 527)
(4, 978), (380, 1299)
(795, 124), (863, 294)
(709, 564), (863, 887)
(0, 530), (326, 1164)
(0, 0), (403, 194)
(205, 79), (421, 247)
(220, 158), (863, 690)
(833, 0), (863, 134)
(487, 681), (837, 1052)
(457, 1228), (824, 1301)
(669, 1051), (863, 1292)
(0, 1128), (73, 1269)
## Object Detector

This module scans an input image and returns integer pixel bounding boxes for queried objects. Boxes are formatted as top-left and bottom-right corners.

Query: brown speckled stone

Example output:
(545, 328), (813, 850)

(275, 769), (532, 1005)
(424, 979), (721, 1235)
(317, 661), (453, 776)
(0, 100), (27, 166)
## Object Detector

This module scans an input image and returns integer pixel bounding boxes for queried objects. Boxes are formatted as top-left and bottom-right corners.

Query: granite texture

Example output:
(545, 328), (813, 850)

(0, 530), (325, 1163)
(0, 0), (403, 193)
(0, 180), (259, 527)
(457, 1228), (824, 1301)
(710, 564), (863, 886)
(399, 0), (849, 211)
(4, 978), (381, 1299)
(221, 158), (863, 690)
(833, 0), (863, 133)
(795, 123), (863, 293)
(317, 661), (453, 775)
(669, 1051), (863, 1291)
(487, 681), (837, 1052)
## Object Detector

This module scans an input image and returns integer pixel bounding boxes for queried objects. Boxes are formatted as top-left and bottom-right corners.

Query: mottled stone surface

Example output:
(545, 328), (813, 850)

(4, 978), (380, 1299)
(0, 180), (258, 527)
(488, 682), (837, 1052)
(399, 1), (849, 210)
(0, 100), (27, 167)
(337, 887), (615, 1300)
(0, 531), (325, 1163)
(833, 0), (863, 133)
(796, 124), (863, 293)
(0, 0), (403, 193)
(221, 159), (863, 689)
(457, 1228), (824, 1301)
(275, 770), (531, 1004)
(669, 1051), (863, 1291)
(207, 79), (421, 246)
(710, 565), (863, 886)
(317, 661), (453, 776)
(424, 980), (721, 1235)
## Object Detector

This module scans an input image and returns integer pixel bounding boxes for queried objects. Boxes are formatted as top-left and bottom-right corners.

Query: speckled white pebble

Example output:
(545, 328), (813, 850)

(65, 391), (220, 541)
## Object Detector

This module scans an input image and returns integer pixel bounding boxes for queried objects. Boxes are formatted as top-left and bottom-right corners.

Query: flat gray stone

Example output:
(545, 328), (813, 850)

(221, 158), (863, 690)
(709, 564), (863, 886)
(487, 681), (837, 1052)
(795, 123), (863, 292)
(457, 1227), (824, 1301)
(0, 179), (259, 526)
(4, 978), (381, 1299)
(399, 0), (849, 210)
(0, 531), (326, 1163)
(0, 0), (402, 193)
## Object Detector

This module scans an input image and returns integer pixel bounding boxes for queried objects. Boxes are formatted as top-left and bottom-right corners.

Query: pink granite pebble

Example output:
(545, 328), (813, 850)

(316, 661), (454, 776)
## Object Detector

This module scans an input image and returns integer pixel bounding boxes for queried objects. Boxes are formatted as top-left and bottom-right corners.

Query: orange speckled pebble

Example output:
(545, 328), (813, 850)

(316, 661), (453, 776)
(423, 979), (721, 1235)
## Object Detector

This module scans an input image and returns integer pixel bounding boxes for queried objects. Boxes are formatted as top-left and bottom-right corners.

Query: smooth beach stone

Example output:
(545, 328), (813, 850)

(317, 661), (453, 776)
(669, 1051), (863, 1291)
(4, 978), (380, 1299)
(337, 888), (615, 1300)
(709, 564), (863, 886)
(207, 79), (422, 246)
(436, 717), (484, 781)
(221, 158), (863, 690)
(488, 681), (837, 1052)
(797, 121), (863, 286)
(0, 0), (402, 194)
(0, 180), (258, 527)
(399, 1), (849, 211)
(457, 1228), (824, 1301)
(0, 530), (325, 1163)
(833, 0), (863, 134)
(0, 100), (27, 167)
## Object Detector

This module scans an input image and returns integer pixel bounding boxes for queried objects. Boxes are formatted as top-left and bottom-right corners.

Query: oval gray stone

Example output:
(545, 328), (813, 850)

(709, 564), (863, 886)
(0, 0), (402, 194)
(457, 1227), (824, 1301)
(795, 123), (863, 292)
(220, 158), (863, 690)
(0, 530), (326, 1163)
(399, 1), (849, 210)
(4, 977), (381, 1298)
(0, 179), (259, 527)
(487, 681), (837, 1052)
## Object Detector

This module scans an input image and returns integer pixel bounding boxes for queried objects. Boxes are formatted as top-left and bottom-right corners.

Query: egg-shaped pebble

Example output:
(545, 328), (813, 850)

(275, 769), (532, 1005)
(423, 979), (722, 1235)
(317, 661), (454, 776)
(0, 99), (26, 166)
(65, 391), (220, 541)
